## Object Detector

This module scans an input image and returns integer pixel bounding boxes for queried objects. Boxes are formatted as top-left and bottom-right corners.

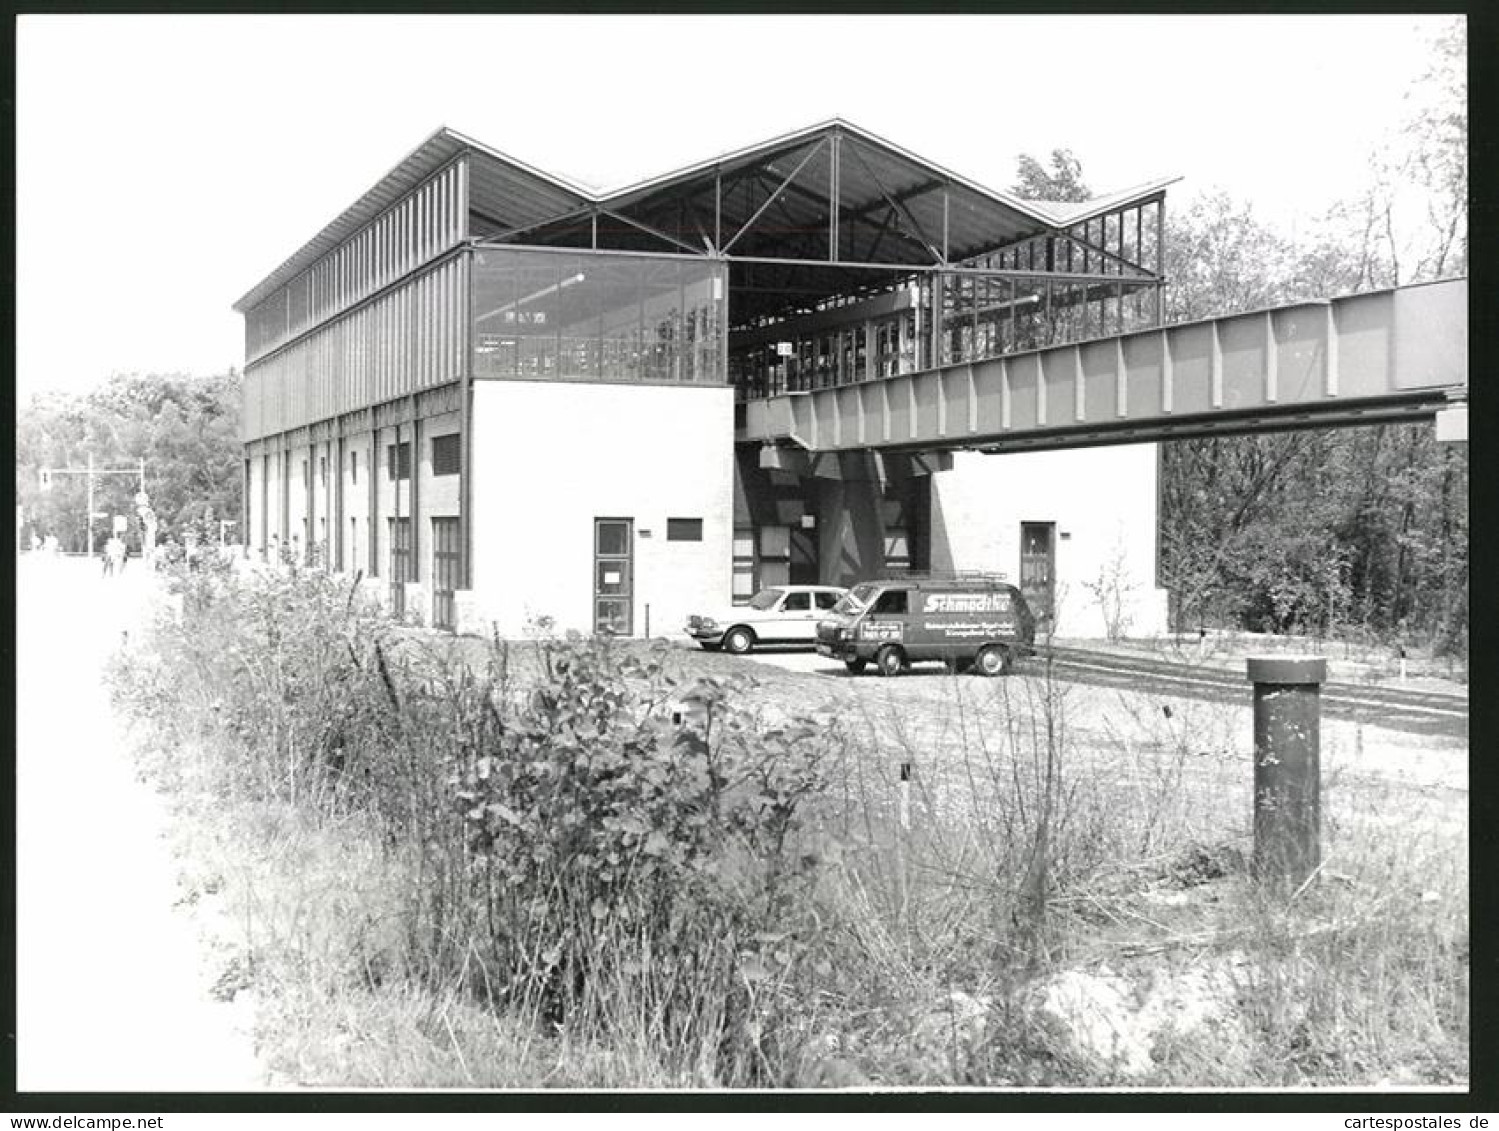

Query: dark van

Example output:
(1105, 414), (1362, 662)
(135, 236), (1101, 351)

(815, 574), (1037, 676)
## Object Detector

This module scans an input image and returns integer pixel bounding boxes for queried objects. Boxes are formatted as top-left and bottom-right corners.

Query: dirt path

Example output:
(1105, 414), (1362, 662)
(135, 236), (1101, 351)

(15, 554), (265, 1092)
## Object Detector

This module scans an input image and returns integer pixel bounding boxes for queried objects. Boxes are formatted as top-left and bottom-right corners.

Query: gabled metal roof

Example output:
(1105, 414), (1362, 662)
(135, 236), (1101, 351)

(233, 127), (593, 312)
(235, 119), (1177, 312)
(578, 118), (1087, 264)
(1016, 174), (1181, 227)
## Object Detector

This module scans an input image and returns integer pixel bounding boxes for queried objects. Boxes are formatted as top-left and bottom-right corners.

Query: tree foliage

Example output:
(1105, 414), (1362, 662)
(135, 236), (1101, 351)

(16, 370), (243, 552)
(1011, 149), (1091, 203)
(1155, 20), (1467, 657)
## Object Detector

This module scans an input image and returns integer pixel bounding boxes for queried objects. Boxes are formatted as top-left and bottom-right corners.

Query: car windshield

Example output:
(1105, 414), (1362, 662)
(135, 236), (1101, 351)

(833, 583), (879, 615)
(747, 588), (784, 610)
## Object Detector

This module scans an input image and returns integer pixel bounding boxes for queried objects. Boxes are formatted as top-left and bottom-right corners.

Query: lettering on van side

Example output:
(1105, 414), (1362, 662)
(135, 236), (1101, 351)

(920, 593), (1013, 614)
(923, 620), (1016, 638)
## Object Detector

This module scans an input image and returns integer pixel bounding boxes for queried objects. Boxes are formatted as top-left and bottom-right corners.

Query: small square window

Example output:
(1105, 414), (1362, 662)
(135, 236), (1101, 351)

(667, 517), (703, 542)
(387, 441), (411, 481)
(432, 433), (461, 477)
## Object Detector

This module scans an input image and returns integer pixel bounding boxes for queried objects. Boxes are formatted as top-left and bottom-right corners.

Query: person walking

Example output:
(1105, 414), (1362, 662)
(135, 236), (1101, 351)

(102, 534), (124, 578)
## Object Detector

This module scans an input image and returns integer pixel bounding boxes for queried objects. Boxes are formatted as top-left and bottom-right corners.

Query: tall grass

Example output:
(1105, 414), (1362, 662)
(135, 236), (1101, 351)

(110, 560), (1467, 1087)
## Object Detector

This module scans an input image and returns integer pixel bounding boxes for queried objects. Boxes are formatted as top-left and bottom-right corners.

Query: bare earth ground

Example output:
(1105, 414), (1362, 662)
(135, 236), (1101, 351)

(411, 631), (1467, 803)
(15, 554), (265, 1092)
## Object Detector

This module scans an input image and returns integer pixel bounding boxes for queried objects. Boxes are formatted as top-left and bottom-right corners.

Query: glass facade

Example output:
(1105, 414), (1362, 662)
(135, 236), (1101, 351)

(472, 248), (726, 385)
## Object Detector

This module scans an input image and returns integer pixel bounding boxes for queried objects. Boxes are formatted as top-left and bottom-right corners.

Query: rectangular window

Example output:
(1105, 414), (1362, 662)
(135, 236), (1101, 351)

(431, 517), (461, 631)
(667, 517), (703, 542)
(431, 433), (461, 477)
(387, 441), (411, 481)
(319, 455), (327, 483)
(471, 247), (727, 385)
(302, 459), (310, 487)
(350, 449), (359, 484)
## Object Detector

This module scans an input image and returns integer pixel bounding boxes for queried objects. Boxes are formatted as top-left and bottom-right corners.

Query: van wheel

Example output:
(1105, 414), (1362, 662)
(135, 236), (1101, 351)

(722, 627), (755, 655)
(875, 645), (906, 677)
(844, 658), (867, 675)
(974, 644), (1011, 677)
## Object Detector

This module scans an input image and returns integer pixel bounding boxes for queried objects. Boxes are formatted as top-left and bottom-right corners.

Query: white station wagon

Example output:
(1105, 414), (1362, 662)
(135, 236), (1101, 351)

(685, 585), (848, 654)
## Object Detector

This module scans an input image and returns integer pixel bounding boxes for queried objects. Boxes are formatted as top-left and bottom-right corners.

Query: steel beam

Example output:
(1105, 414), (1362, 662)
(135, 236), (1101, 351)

(722, 140), (828, 254)
(739, 280), (1467, 455)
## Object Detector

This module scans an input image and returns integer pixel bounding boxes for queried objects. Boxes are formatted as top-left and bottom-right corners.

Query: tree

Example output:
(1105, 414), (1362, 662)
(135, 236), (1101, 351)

(16, 370), (243, 553)
(1011, 149), (1091, 203)
(1155, 22), (1467, 657)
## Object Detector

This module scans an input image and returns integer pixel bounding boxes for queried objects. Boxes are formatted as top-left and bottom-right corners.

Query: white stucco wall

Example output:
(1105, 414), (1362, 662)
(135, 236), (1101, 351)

(928, 444), (1169, 638)
(467, 380), (734, 638)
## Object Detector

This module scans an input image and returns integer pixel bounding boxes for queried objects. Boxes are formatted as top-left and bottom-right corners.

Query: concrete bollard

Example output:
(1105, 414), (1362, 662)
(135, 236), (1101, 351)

(1246, 656), (1327, 887)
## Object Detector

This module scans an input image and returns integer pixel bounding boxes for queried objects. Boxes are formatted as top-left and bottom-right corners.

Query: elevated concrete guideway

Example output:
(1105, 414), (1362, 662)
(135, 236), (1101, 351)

(741, 279), (1467, 458)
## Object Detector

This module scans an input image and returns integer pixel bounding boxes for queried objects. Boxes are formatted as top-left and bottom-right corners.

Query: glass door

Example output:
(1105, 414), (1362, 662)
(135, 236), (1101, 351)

(594, 517), (633, 635)
(1019, 521), (1055, 625)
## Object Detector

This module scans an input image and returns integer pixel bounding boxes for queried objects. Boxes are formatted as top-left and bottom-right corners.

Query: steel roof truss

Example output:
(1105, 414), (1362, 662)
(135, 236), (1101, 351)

(843, 139), (944, 265)
(597, 208), (706, 256)
(721, 139), (829, 255)
(1054, 228), (1156, 279)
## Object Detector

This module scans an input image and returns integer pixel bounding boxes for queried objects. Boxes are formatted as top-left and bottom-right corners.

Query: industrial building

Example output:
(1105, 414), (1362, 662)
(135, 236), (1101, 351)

(234, 121), (1177, 638)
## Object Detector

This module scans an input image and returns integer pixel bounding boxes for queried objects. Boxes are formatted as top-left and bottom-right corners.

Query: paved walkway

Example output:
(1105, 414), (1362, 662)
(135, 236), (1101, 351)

(16, 554), (265, 1092)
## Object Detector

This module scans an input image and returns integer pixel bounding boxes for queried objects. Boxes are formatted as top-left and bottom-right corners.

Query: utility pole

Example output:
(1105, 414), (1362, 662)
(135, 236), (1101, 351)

(86, 452), (95, 559)
(39, 456), (149, 557)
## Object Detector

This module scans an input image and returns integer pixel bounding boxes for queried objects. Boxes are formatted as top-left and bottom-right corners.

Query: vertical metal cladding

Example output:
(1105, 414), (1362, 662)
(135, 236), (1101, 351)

(242, 253), (468, 441)
(242, 159), (466, 373)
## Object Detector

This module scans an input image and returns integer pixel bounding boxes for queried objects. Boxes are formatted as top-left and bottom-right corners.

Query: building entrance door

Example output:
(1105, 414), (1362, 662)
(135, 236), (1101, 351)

(431, 517), (460, 631)
(389, 517), (410, 618)
(594, 517), (633, 635)
(1020, 521), (1055, 623)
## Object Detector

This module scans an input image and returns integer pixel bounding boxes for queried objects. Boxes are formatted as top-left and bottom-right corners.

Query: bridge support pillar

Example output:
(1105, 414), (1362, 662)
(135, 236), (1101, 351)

(817, 452), (888, 587)
(1246, 656), (1326, 887)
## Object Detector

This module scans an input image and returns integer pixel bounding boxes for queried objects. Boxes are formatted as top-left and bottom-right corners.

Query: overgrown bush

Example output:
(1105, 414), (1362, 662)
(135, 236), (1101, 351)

(111, 560), (841, 1085)
(109, 560), (1466, 1088)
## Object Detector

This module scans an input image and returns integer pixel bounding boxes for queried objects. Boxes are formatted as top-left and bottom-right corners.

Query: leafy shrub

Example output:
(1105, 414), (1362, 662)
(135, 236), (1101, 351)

(112, 560), (842, 1085)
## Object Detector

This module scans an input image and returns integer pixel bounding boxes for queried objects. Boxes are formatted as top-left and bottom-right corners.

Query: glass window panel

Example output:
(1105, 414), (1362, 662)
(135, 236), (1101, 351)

(731, 568), (755, 599)
(596, 559), (630, 596)
(471, 249), (724, 386)
(759, 526), (790, 558)
(782, 592), (810, 612)
(595, 599), (630, 635)
(595, 519), (630, 557)
(431, 433), (460, 476)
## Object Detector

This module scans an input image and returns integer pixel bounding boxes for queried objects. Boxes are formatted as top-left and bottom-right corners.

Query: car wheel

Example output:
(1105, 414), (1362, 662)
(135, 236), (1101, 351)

(875, 644), (905, 677)
(974, 644), (1011, 677)
(844, 658), (867, 675)
(722, 626), (755, 655)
